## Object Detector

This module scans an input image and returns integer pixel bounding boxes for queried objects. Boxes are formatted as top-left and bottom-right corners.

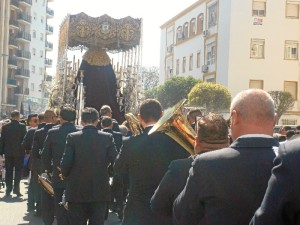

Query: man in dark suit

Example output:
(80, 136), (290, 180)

(114, 99), (189, 225)
(187, 109), (202, 131)
(32, 109), (57, 224)
(61, 107), (118, 225)
(151, 113), (229, 223)
(97, 105), (120, 132)
(173, 89), (279, 225)
(41, 106), (81, 225)
(250, 138), (300, 225)
(0, 110), (27, 197)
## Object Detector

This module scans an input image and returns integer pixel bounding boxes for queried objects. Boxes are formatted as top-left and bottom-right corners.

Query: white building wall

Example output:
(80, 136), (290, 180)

(159, 28), (167, 84)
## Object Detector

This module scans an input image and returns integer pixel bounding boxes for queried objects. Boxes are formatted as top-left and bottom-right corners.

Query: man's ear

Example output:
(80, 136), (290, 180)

(273, 113), (278, 126)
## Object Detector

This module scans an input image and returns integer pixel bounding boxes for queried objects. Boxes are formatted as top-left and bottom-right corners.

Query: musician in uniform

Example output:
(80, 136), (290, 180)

(41, 106), (81, 225)
(97, 105), (120, 132)
(32, 109), (57, 224)
(61, 107), (118, 225)
(114, 99), (189, 225)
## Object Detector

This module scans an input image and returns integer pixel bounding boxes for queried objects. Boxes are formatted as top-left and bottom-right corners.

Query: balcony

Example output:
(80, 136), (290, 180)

(15, 68), (30, 79)
(5, 98), (17, 107)
(45, 58), (53, 67)
(19, 0), (32, 7)
(10, 0), (19, 9)
(7, 78), (18, 87)
(46, 24), (53, 34)
(8, 57), (18, 68)
(9, 19), (19, 29)
(45, 41), (53, 51)
(16, 31), (31, 43)
(17, 12), (32, 25)
(16, 50), (31, 60)
(45, 75), (53, 82)
(9, 38), (18, 49)
(46, 7), (54, 18)
(15, 86), (30, 96)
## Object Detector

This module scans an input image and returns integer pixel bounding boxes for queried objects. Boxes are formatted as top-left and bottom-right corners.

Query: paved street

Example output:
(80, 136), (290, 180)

(0, 179), (122, 225)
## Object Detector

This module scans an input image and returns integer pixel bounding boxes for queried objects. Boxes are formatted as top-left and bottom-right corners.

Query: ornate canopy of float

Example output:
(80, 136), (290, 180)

(50, 13), (143, 122)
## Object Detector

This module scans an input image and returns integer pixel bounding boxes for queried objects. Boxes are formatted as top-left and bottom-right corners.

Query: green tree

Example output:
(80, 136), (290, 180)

(268, 91), (295, 122)
(188, 82), (231, 112)
(140, 66), (159, 91)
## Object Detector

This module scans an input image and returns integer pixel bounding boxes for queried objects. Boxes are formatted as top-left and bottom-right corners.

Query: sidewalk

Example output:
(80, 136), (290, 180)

(0, 179), (121, 225)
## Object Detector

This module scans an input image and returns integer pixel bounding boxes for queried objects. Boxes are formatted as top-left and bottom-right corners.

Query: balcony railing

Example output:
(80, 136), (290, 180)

(45, 41), (53, 50)
(46, 24), (53, 33)
(19, 0), (32, 6)
(16, 68), (30, 78)
(15, 86), (30, 95)
(9, 19), (19, 27)
(45, 58), (53, 66)
(18, 12), (32, 23)
(6, 98), (17, 106)
(16, 31), (31, 42)
(46, 7), (54, 17)
(16, 50), (31, 60)
(9, 38), (18, 47)
(10, 0), (19, 8)
(7, 78), (17, 86)
(8, 57), (18, 67)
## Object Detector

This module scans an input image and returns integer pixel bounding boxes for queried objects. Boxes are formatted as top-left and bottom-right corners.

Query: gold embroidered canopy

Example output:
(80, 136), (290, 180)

(58, 13), (141, 57)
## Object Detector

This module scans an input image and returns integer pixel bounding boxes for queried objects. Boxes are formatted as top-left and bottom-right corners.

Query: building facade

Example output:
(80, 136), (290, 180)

(0, 0), (54, 117)
(160, 0), (300, 125)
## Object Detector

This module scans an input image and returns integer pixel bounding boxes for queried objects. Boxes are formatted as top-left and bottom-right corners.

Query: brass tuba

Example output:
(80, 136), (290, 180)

(148, 99), (196, 155)
(125, 113), (143, 136)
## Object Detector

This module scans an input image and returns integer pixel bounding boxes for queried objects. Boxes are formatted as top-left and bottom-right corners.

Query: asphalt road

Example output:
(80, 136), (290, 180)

(0, 179), (122, 225)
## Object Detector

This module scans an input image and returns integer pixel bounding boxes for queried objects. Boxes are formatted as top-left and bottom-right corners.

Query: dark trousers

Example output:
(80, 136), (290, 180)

(54, 188), (70, 225)
(68, 201), (108, 225)
(41, 189), (55, 225)
(27, 171), (34, 209)
(111, 174), (124, 210)
(30, 170), (41, 213)
(5, 156), (23, 194)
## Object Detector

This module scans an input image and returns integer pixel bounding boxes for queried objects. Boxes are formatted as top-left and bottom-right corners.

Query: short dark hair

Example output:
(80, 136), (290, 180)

(11, 110), (20, 119)
(101, 116), (112, 128)
(81, 107), (99, 124)
(282, 126), (292, 132)
(139, 99), (162, 123)
(27, 114), (38, 125)
(38, 112), (45, 121)
(197, 113), (228, 144)
(286, 130), (295, 139)
(60, 106), (76, 122)
(187, 109), (202, 122)
(100, 105), (111, 116)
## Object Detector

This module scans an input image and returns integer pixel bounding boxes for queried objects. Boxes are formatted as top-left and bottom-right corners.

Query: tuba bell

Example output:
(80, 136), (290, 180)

(148, 99), (196, 155)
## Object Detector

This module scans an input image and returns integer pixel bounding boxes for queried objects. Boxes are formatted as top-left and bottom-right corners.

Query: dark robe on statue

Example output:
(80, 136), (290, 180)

(76, 49), (124, 123)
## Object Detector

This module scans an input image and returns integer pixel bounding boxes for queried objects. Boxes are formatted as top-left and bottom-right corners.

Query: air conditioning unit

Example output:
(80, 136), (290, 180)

(202, 64), (209, 73)
(203, 30), (209, 37)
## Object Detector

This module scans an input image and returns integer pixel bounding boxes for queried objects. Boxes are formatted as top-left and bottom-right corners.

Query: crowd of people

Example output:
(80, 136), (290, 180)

(0, 88), (300, 225)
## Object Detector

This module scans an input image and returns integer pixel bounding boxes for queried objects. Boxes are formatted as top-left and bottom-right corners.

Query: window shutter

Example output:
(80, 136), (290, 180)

(249, 80), (263, 89)
(284, 81), (297, 100)
(286, 3), (299, 18)
(253, 1), (265, 10)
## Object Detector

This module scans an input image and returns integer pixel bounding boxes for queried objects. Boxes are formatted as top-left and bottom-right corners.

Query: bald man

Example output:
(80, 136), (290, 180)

(173, 89), (279, 225)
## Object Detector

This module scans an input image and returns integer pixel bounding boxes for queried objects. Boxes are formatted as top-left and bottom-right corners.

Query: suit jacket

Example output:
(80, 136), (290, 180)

(41, 122), (81, 189)
(102, 128), (123, 152)
(250, 138), (300, 225)
(60, 125), (118, 203)
(97, 118), (120, 132)
(0, 120), (27, 157)
(31, 123), (56, 171)
(114, 126), (189, 225)
(22, 127), (37, 153)
(173, 134), (279, 225)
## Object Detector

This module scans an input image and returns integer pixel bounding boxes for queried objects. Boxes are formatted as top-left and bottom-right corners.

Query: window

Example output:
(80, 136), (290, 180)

(281, 119), (297, 125)
(284, 81), (298, 100)
(252, 1), (266, 17)
(31, 83), (34, 91)
(208, 3), (218, 28)
(197, 51), (201, 68)
(285, 41), (298, 60)
(40, 50), (43, 58)
(33, 12), (37, 20)
(249, 80), (264, 89)
(206, 42), (216, 65)
(176, 59), (180, 75)
(197, 14), (204, 33)
(176, 26), (183, 42)
(183, 22), (189, 39)
(32, 48), (36, 56)
(286, 1), (299, 18)
(40, 33), (43, 41)
(190, 18), (196, 36)
(31, 66), (35, 73)
(189, 54), (193, 71)
(182, 57), (186, 73)
(41, 16), (44, 23)
(250, 39), (265, 58)
(39, 68), (43, 75)
(33, 30), (36, 38)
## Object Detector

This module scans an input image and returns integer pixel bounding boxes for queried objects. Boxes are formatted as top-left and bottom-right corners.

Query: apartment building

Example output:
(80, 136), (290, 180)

(0, 0), (54, 117)
(160, 0), (300, 124)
